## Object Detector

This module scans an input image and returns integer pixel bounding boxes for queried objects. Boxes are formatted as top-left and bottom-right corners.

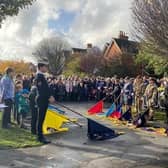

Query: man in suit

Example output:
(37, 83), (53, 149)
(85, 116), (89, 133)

(35, 61), (55, 144)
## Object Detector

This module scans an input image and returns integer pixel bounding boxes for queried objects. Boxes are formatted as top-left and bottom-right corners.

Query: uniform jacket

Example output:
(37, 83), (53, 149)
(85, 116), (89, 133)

(35, 72), (51, 105)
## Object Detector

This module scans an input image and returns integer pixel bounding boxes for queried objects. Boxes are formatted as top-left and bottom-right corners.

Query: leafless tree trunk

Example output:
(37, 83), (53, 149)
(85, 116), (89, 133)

(33, 37), (71, 75)
(80, 46), (102, 74)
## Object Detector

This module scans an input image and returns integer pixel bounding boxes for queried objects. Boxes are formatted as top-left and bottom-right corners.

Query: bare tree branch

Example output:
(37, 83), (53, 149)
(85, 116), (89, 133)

(33, 37), (71, 75)
(132, 0), (168, 57)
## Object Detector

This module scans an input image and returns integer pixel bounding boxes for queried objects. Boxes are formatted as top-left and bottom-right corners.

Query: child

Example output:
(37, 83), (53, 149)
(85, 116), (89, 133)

(15, 83), (29, 128)
(14, 80), (23, 123)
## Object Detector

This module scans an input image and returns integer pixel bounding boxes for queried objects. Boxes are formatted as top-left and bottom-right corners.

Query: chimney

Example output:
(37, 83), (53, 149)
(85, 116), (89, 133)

(119, 31), (128, 40)
(87, 43), (92, 49)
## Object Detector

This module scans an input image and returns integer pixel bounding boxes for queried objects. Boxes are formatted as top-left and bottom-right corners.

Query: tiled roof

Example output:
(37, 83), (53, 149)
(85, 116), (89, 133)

(114, 38), (139, 55)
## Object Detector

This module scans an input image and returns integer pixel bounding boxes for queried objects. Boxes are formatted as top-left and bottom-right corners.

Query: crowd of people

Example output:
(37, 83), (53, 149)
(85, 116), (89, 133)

(0, 64), (168, 143)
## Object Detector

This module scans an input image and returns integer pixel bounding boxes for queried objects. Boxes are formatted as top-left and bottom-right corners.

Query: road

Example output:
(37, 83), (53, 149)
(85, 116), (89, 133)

(0, 102), (168, 168)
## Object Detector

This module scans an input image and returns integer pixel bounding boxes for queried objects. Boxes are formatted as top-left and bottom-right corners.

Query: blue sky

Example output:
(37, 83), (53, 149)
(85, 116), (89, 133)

(48, 9), (77, 33)
(0, 0), (133, 60)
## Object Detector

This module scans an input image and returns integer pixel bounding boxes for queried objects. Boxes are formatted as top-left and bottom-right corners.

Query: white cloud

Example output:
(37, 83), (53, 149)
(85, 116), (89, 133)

(0, 0), (133, 61)
(70, 0), (133, 47)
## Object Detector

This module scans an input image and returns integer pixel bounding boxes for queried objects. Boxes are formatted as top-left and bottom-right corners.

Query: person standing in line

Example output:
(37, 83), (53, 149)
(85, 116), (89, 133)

(29, 79), (38, 135)
(133, 75), (143, 114)
(35, 61), (55, 144)
(0, 68), (15, 129)
(144, 78), (158, 120)
(122, 77), (134, 118)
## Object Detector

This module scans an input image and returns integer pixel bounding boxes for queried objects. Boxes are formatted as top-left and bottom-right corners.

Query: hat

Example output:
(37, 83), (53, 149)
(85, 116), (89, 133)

(37, 59), (49, 66)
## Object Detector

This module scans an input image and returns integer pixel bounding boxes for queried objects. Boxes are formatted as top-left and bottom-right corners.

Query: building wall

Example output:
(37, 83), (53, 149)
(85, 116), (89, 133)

(104, 41), (122, 61)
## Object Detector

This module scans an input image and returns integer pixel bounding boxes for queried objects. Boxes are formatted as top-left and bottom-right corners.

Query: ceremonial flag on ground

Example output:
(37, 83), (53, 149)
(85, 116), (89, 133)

(121, 108), (132, 121)
(109, 104), (122, 119)
(133, 109), (149, 127)
(88, 100), (104, 115)
(48, 104), (65, 114)
(87, 118), (118, 140)
(105, 103), (116, 117)
(97, 103), (116, 117)
(54, 102), (120, 140)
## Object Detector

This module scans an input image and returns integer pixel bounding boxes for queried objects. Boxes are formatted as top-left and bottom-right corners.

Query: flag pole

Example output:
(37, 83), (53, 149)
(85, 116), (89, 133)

(53, 102), (87, 118)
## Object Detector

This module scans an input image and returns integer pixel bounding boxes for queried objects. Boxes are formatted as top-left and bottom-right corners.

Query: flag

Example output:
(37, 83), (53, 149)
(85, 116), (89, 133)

(105, 103), (116, 117)
(87, 118), (117, 140)
(97, 103), (116, 117)
(88, 100), (104, 115)
(121, 108), (132, 121)
(48, 104), (65, 114)
(133, 109), (149, 127)
(109, 104), (122, 119)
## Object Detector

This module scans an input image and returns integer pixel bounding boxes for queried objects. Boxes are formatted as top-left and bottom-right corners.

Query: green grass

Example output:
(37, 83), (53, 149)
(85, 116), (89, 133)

(0, 113), (42, 149)
(130, 105), (166, 121)
(154, 110), (166, 122)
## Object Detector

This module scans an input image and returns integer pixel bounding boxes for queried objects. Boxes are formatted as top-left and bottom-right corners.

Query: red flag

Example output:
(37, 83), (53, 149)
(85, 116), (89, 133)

(109, 111), (121, 119)
(88, 101), (104, 115)
(109, 106), (122, 119)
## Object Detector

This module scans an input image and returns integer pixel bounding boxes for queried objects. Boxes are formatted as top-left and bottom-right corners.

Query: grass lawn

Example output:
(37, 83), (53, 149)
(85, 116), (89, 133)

(130, 105), (166, 122)
(0, 113), (42, 149)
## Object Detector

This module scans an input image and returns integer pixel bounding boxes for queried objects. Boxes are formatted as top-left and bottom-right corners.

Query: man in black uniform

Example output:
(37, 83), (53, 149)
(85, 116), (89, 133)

(35, 61), (55, 144)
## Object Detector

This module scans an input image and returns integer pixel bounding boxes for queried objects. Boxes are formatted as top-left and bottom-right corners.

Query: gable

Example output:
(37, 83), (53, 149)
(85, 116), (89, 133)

(104, 40), (122, 60)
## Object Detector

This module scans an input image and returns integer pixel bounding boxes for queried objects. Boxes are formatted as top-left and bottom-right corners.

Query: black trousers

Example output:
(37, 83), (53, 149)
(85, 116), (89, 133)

(30, 104), (38, 134)
(2, 99), (13, 128)
(37, 102), (48, 139)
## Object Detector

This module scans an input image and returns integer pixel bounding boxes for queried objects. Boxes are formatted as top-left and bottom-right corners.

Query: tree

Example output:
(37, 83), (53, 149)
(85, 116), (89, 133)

(135, 44), (168, 77)
(79, 46), (102, 75)
(132, 0), (168, 57)
(0, 60), (32, 74)
(0, 0), (35, 27)
(63, 54), (86, 77)
(99, 58), (138, 77)
(33, 37), (71, 75)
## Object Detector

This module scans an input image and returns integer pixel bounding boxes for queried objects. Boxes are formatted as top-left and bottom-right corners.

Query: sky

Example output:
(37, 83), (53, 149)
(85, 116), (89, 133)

(0, 0), (133, 61)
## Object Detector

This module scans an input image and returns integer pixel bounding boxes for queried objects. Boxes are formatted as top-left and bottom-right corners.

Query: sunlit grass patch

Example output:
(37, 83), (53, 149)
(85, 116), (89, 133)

(0, 113), (42, 149)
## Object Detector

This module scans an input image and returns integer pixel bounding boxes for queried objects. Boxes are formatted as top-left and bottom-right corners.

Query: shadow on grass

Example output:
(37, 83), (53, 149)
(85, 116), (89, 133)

(0, 113), (42, 149)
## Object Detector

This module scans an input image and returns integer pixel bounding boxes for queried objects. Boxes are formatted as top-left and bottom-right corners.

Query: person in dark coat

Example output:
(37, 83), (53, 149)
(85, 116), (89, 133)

(35, 61), (55, 144)
(111, 79), (121, 107)
(29, 79), (38, 135)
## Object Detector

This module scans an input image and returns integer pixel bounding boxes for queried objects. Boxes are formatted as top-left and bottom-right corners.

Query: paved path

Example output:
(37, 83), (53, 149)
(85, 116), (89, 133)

(0, 102), (168, 168)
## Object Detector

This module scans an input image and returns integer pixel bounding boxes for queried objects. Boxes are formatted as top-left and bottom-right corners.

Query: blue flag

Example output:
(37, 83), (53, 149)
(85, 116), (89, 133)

(97, 103), (115, 117)
(105, 103), (116, 117)
(48, 104), (65, 114)
(121, 108), (132, 121)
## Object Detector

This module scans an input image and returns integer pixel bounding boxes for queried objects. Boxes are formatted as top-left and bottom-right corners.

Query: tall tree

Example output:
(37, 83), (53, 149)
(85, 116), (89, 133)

(136, 44), (168, 76)
(33, 37), (71, 75)
(80, 46), (102, 75)
(0, 0), (35, 27)
(132, 0), (168, 57)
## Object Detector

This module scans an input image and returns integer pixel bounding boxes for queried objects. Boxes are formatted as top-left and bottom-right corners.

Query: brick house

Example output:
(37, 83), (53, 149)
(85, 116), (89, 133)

(72, 43), (93, 55)
(103, 31), (139, 65)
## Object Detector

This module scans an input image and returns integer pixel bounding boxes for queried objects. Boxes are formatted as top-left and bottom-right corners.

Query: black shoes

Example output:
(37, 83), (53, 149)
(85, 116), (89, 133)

(37, 137), (51, 144)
